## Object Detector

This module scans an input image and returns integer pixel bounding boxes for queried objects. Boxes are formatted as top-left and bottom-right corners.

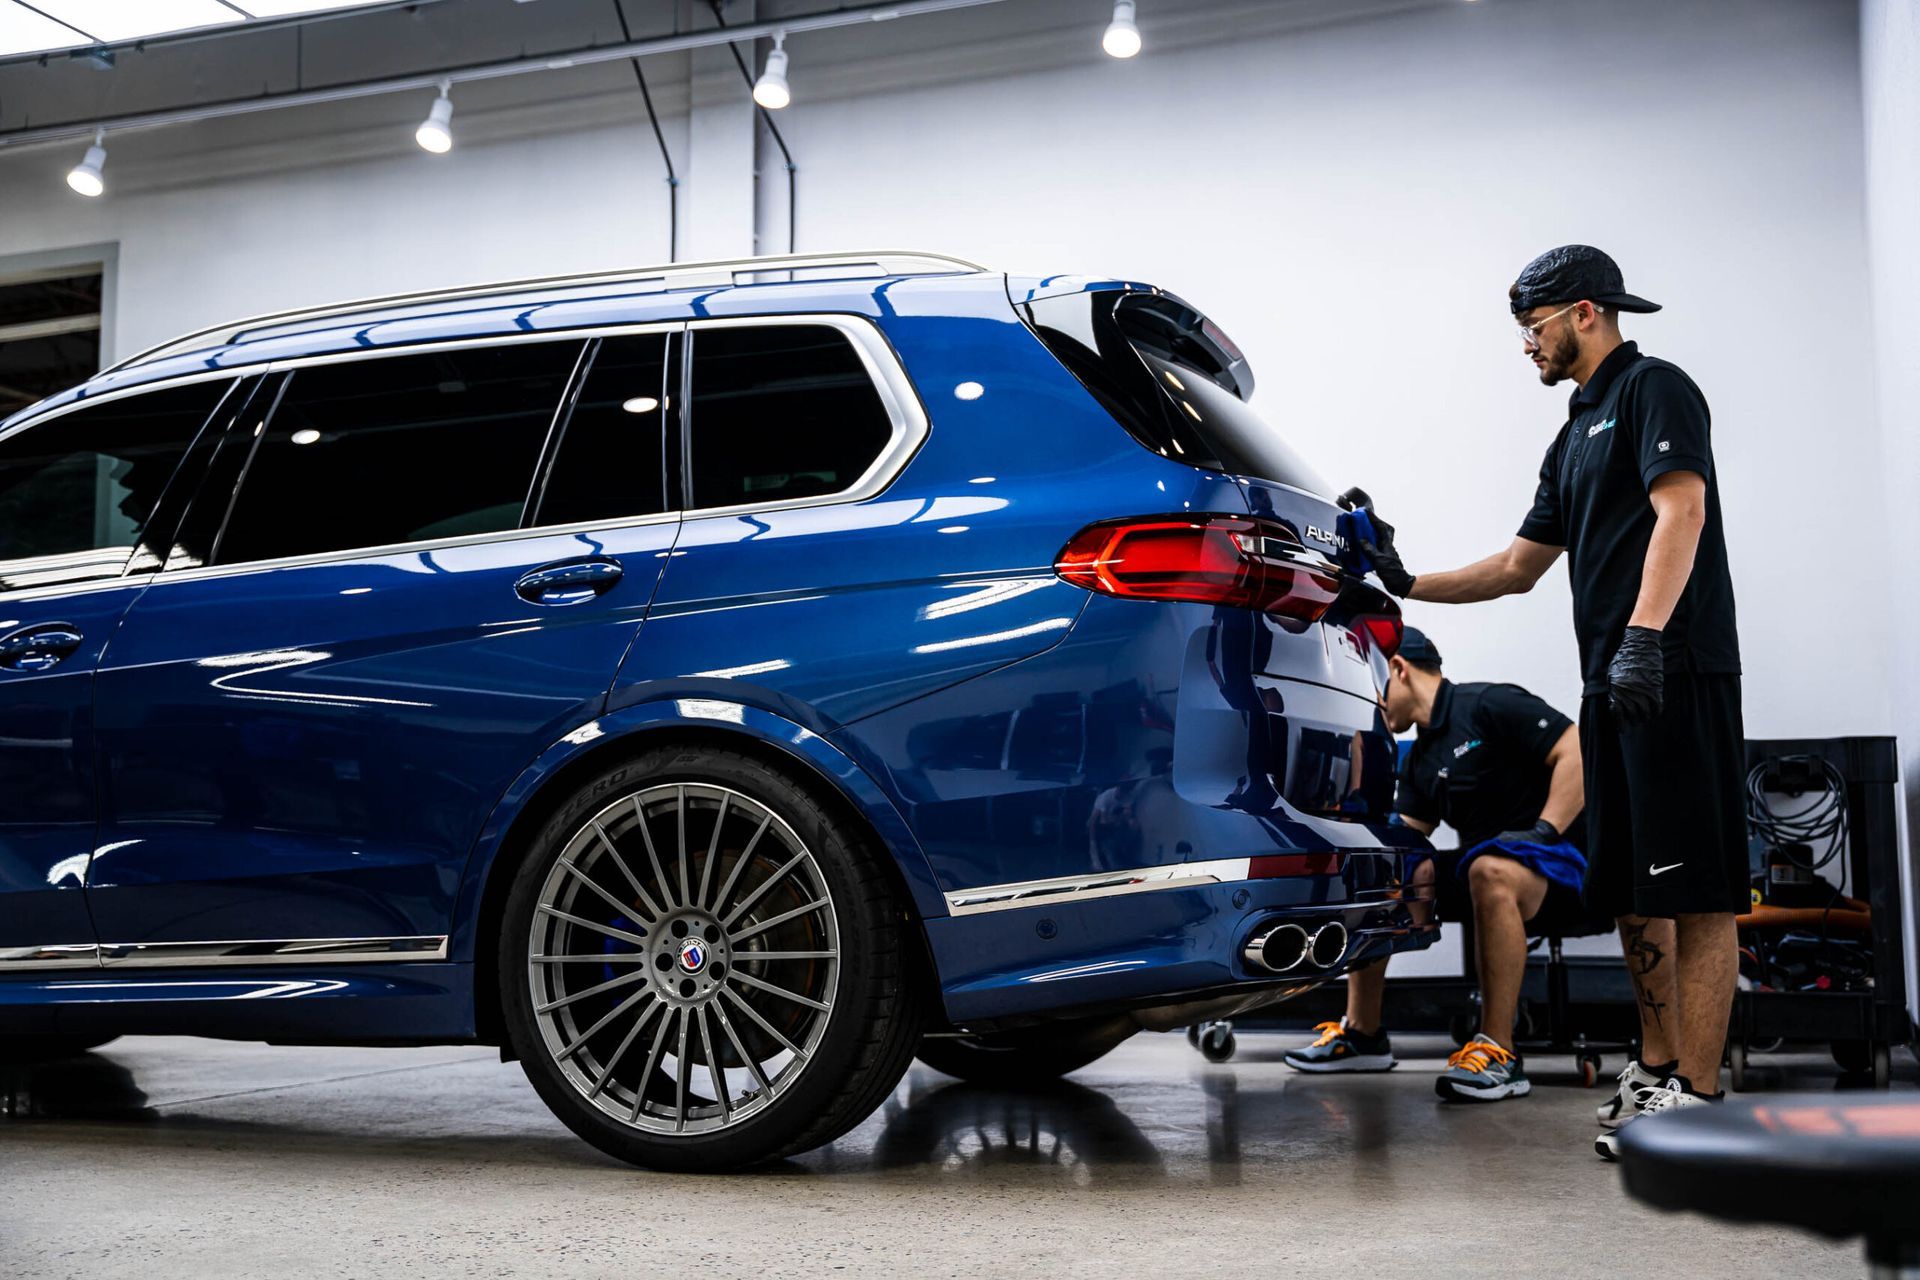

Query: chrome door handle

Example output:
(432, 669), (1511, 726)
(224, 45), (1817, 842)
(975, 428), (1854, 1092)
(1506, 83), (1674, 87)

(514, 557), (625, 605)
(0, 623), (85, 672)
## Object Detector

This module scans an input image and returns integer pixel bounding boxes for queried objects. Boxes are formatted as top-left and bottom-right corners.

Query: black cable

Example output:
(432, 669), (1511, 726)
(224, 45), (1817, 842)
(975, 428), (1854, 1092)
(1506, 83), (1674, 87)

(707, 0), (797, 254)
(1746, 754), (1853, 979)
(612, 0), (679, 261)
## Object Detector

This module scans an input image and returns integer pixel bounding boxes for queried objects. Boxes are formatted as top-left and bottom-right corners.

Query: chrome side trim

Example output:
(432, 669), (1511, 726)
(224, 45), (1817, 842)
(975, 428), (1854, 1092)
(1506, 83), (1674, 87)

(0, 943), (103, 971)
(944, 858), (1253, 917)
(0, 936), (449, 971)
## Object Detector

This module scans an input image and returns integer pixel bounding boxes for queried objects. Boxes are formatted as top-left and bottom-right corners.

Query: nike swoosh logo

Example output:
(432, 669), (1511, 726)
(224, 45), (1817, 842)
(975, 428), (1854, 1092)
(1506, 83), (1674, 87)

(1649, 862), (1684, 876)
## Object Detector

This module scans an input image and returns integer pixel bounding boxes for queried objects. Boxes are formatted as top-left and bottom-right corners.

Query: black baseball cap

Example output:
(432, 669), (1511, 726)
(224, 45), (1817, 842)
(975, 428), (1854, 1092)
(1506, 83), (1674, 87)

(1398, 626), (1442, 667)
(1509, 244), (1661, 316)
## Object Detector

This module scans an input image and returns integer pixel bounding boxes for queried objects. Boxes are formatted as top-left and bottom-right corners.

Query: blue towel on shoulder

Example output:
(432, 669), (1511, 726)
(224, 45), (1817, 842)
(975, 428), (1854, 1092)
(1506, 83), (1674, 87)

(1457, 837), (1588, 896)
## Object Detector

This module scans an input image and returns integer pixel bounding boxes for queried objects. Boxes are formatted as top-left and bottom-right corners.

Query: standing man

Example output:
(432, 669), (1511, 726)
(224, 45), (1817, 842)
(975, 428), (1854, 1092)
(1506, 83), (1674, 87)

(1284, 627), (1597, 1105)
(1356, 246), (1745, 1158)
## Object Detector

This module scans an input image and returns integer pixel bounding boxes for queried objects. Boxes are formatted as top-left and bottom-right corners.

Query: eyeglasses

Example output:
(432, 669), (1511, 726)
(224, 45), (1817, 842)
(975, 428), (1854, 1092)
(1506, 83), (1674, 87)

(1514, 300), (1602, 348)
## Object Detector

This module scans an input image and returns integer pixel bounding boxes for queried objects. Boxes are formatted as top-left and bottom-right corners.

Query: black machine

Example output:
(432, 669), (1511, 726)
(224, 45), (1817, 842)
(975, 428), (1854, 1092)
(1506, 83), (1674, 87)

(1728, 736), (1914, 1089)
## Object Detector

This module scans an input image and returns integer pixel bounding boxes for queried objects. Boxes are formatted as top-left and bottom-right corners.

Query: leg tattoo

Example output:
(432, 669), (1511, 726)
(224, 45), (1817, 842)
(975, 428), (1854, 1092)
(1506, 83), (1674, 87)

(1621, 920), (1669, 1030)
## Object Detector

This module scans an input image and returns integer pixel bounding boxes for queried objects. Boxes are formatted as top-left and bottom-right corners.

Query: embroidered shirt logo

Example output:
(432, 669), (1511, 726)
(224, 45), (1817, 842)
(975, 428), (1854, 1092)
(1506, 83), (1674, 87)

(1452, 738), (1482, 759)
(1658, 440), (1671, 452)
(1586, 417), (1617, 438)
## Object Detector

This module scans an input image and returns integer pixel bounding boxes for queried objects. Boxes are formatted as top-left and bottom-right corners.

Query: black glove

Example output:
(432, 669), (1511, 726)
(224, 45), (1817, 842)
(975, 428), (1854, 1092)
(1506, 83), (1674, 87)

(1607, 625), (1665, 726)
(1494, 818), (1561, 847)
(1338, 486), (1415, 598)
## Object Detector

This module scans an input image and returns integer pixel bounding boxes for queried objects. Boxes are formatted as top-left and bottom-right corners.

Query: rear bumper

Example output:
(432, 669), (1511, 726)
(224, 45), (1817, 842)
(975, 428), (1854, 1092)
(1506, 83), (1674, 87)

(927, 849), (1437, 1028)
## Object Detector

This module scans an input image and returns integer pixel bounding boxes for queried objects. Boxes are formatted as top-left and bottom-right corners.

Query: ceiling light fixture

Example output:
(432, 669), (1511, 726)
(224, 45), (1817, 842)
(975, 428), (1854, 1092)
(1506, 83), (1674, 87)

(415, 80), (454, 152)
(1102, 0), (1141, 57)
(66, 129), (107, 196)
(752, 31), (791, 109)
(620, 396), (660, 414)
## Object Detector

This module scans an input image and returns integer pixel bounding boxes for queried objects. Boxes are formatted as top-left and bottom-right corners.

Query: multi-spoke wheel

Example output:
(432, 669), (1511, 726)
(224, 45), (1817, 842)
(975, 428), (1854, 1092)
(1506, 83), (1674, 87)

(501, 746), (925, 1171)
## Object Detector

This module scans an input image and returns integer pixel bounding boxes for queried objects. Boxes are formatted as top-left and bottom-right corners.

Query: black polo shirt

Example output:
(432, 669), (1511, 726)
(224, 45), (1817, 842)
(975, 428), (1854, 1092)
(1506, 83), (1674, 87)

(1397, 680), (1573, 849)
(1516, 340), (1741, 695)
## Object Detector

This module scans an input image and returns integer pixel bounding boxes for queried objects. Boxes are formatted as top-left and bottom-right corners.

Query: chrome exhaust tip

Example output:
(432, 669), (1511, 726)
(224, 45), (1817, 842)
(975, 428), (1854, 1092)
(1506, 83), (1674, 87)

(1243, 923), (1310, 973)
(1307, 921), (1349, 970)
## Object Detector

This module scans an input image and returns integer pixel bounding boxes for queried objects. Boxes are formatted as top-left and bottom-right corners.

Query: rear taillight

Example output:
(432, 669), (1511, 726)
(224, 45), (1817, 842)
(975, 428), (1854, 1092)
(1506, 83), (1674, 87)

(1055, 515), (1340, 621)
(1357, 615), (1404, 659)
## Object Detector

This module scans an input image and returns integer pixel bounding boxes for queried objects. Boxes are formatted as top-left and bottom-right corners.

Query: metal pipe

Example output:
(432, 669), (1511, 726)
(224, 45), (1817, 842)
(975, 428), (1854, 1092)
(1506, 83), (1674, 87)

(1243, 923), (1310, 974)
(1307, 921), (1349, 969)
(0, 0), (1015, 152)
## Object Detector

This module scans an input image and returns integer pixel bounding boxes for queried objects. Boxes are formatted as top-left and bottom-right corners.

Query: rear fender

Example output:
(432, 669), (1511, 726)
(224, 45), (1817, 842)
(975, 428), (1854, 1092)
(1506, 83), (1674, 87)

(450, 693), (946, 966)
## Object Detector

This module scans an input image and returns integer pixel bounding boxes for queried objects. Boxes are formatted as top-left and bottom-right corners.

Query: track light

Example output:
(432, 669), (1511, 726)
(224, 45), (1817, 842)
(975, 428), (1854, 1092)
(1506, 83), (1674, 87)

(753, 32), (792, 110)
(1102, 0), (1142, 58)
(66, 129), (108, 197)
(415, 81), (454, 153)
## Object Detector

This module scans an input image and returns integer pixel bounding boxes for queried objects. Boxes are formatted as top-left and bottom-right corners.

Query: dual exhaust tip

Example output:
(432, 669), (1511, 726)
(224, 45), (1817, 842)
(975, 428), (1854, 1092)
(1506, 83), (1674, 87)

(1243, 920), (1349, 974)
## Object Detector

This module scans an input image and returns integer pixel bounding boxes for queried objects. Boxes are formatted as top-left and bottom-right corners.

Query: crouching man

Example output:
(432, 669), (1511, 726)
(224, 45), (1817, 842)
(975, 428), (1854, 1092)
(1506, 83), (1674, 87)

(1285, 628), (1587, 1102)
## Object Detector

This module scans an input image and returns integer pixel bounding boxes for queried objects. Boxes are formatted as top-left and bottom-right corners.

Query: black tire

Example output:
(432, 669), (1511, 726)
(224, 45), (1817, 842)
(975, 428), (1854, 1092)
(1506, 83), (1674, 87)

(499, 745), (926, 1172)
(0, 1035), (117, 1064)
(915, 1016), (1135, 1087)
(1832, 1039), (1872, 1074)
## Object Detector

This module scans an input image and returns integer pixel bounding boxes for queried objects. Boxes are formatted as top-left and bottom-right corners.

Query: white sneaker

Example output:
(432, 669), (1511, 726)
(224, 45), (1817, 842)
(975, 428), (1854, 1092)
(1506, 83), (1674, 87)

(1594, 1077), (1713, 1161)
(1596, 1059), (1665, 1130)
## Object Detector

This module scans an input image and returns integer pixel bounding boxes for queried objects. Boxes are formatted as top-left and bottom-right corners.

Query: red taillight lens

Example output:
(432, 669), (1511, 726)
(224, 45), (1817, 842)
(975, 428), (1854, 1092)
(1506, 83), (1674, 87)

(1358, 615), (1403, 659)
(1055, 515), (1340, 621)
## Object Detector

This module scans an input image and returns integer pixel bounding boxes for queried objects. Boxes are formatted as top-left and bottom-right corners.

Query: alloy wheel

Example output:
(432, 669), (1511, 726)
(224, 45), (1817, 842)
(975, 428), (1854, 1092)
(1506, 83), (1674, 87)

(527, 783), (841, 1135)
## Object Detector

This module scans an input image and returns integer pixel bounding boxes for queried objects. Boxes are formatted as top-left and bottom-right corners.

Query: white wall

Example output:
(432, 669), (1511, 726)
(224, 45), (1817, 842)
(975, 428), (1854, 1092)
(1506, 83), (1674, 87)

(775, 0), (1888, 743)
(0, 0), (1893, 743)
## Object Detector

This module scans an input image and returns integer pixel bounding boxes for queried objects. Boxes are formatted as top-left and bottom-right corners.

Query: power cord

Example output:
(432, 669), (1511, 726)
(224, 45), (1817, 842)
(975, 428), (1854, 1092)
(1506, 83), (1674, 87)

(612, 0), (680, 261)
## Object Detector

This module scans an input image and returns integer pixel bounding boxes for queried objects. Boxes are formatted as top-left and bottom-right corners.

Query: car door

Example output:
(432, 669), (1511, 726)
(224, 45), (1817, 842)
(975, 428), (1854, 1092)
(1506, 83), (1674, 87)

(0, 376), (242, 964)
(87, 329), (681, 954)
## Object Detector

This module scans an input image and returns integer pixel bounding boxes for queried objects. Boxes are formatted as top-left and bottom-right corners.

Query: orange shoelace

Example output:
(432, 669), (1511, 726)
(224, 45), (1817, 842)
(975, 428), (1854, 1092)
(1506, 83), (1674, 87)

(1310, 1021), (1346, 1048)
(1445, 1039), (1515, 1075)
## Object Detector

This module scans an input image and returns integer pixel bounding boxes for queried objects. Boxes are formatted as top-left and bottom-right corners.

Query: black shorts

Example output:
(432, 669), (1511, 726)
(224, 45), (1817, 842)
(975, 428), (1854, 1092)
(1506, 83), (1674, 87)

(1580, 672), (1749, 918)
(1425, 849), (1595, 936)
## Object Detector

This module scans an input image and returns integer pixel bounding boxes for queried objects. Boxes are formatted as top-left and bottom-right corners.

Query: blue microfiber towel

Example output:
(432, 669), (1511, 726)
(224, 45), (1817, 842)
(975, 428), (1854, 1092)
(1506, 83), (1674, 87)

(1458, 837), (1588, 896)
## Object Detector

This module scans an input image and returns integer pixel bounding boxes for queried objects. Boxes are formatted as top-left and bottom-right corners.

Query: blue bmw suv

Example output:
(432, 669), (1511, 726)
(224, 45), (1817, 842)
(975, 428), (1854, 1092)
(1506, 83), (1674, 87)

(0, 252), (1433, 1169)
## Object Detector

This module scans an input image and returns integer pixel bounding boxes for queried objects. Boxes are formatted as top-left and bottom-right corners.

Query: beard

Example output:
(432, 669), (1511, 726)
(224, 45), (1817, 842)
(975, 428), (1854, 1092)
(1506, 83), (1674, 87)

(1534, 326), (1581, 385)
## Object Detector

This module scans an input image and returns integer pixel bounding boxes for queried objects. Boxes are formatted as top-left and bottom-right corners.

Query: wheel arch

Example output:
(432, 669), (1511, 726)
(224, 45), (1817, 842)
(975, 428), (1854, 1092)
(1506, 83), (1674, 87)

(459, 699), (944, 1047)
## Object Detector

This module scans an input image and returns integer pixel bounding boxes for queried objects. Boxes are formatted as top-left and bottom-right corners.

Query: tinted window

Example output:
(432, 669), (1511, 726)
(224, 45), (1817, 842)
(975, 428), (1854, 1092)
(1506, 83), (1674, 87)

(0, 380), (231, 591)
(688, 326), (894, 510)
(216, 342), (580, 564)
(536, 333), (670, 527)
(1024, 291), (1329, 495)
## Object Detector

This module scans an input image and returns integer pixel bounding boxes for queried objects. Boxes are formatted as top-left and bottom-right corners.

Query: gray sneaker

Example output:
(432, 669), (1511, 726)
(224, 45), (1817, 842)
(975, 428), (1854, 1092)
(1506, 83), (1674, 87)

(1435, 1035), (1531, 1102)
(1283, 1019), (1396, 1073)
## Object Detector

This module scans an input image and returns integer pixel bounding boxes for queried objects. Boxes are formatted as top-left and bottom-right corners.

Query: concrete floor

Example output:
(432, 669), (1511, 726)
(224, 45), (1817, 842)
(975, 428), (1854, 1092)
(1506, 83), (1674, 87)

(2, 1030), (1906, 1279)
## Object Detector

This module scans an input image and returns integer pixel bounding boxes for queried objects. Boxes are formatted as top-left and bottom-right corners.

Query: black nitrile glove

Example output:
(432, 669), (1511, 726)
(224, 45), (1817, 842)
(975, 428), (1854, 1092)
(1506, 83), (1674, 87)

(1494, 818), (1560, 847)
(1338, 487), (1415, 598)
(1607, 626), (1666, 726)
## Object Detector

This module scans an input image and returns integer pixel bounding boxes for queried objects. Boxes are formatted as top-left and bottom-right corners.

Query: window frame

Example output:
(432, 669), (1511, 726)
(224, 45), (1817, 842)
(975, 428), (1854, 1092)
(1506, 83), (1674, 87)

(0, 369), (243, 601)
(4, 314), (926, 587)
(677, 316), (928, 518)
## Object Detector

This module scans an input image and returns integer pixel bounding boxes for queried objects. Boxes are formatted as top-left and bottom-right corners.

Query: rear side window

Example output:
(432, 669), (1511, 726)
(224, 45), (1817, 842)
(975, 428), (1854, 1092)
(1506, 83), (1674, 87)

(535, 333), (671, 527)
(0, 380), (232, 591)
(1024, 291), (1329, 495)
(687, 325), (894, 510)
(215, 341), (581, 564)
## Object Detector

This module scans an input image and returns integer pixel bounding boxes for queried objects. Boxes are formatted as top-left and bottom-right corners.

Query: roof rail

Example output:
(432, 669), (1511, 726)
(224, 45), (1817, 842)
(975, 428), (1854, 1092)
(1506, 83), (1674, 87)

(106, 250), (990, 375)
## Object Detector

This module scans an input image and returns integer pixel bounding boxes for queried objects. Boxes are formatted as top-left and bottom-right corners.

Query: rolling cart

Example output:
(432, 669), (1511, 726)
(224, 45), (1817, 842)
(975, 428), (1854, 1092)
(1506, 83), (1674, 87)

(1726, 736), (1914, 1090)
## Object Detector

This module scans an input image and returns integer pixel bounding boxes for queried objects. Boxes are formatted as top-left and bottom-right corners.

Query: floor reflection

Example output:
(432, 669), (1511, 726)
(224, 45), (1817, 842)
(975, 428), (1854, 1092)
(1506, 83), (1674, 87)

(865, 1077), (1164, 1177)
